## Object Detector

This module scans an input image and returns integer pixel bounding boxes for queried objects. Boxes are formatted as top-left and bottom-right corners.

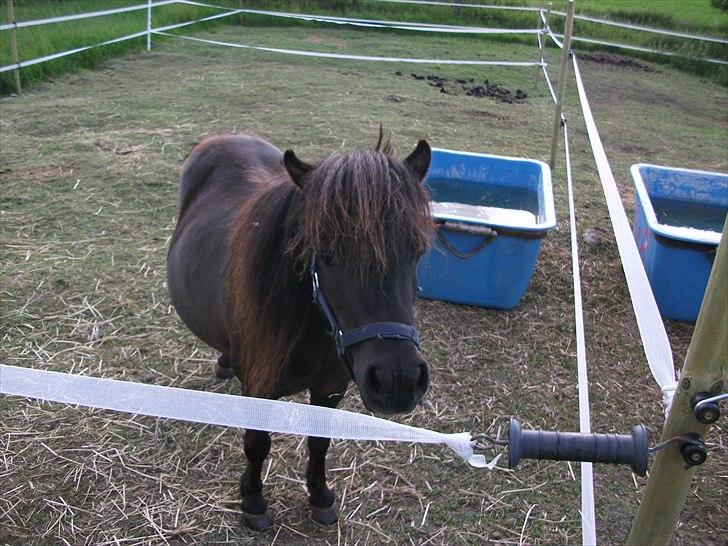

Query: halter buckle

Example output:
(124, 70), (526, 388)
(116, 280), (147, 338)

(312, 270), (320, 293)
(334, 330), (345, 357)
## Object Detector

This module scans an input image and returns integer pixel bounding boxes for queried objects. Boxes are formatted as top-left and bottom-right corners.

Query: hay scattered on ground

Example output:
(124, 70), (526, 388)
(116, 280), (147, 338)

(1, 26), (726, 545)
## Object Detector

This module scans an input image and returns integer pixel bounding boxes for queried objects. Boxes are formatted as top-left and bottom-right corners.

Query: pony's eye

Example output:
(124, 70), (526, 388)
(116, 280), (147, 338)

(321, 253), (335, 266)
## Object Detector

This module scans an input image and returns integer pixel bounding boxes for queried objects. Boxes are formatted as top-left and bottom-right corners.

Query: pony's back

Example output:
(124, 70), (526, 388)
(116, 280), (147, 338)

(178, 134), (283, 218)
(168, 134), (286, 356)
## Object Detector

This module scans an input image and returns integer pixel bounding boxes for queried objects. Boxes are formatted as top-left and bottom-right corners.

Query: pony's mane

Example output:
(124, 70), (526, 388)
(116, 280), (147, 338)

(227, 136), (432, 396)
(227, 177), (308, 397)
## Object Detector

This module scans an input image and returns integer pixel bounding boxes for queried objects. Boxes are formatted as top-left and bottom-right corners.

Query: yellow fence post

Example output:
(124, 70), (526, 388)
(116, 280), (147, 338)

(628, 217), (728, 545)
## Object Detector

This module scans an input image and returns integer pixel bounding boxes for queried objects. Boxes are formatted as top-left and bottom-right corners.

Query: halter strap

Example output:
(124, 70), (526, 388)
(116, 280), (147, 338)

(310, 256), (421, 371)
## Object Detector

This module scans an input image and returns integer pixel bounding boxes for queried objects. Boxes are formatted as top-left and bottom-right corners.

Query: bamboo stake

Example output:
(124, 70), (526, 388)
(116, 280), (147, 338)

(7, 0), (21, 93)
(628, 216), (728, 545)
(548, 0), (575, 170)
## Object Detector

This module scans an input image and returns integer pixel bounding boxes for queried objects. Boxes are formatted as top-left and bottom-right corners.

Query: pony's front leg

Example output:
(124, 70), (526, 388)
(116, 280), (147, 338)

(240, 429), (273, 531)
(307, 390), (345, 525)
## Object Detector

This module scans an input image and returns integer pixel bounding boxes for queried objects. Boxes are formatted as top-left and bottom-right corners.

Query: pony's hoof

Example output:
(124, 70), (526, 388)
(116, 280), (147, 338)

(215, 361), (235, 380)
(242, 510), (273, 531)
(311, 504), (338, 525)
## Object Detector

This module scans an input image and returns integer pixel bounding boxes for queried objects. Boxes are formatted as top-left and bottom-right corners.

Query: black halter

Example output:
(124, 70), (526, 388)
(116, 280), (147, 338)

(310, 256), (421, 377)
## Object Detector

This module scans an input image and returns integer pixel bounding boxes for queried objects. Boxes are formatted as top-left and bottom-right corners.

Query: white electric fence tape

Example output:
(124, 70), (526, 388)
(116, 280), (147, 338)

(540, 10), (564, 50)
(374, 0), (539, 12)
(372, 1), (728, 45)
(0, 29), (150, 73)
(559, 34), (728, 66)
(549, 9), (728, 45)
(0, 8), (244, 73)
(0, 0), (179, 32)
(571, 55), (677, 415)
(540, 10), (726, 66)
(541, 63), (557, 103)
(0, 364), (498, 469)
(155, 31), (541, 66)
(563, 121), (597, 546)
(535, 33), (558, 102)
(179, 0), (540, 35)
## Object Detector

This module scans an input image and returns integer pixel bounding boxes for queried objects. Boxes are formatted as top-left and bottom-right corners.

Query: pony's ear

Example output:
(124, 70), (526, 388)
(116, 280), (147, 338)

(404, 140), (431, 181)
(283, 149), (314, 188)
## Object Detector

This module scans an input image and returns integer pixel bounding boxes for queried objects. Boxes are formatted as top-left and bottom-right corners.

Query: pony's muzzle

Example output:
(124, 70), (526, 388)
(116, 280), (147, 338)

(353, 341), (429, 415)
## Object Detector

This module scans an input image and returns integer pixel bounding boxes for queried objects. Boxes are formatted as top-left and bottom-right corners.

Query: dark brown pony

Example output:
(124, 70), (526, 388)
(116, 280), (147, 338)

(167, 130), (433, 529)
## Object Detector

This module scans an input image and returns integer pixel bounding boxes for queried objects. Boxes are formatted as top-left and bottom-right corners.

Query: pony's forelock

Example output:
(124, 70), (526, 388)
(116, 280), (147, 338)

(288, 149), (433, 276)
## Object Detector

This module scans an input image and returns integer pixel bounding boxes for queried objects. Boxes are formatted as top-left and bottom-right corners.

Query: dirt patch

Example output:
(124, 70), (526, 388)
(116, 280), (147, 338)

(579, 53), (656, 72)
(395, 71), (528, 103)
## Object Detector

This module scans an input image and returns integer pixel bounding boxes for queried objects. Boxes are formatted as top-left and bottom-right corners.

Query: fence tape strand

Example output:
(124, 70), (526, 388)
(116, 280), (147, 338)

(549, 9), (728, 45)
(372, 1), (728, 44)
(373, 0), (539, 12)
(0, 29), (150, 72)
(571, 54), (677, 415)
(0, 8), (244, 73)
(561, 34), (728, 66)
(178, 1), (539, 35)
(541, 63), (557, 103)
(0, 364), (498, 469)
(563, 120), (597, 546)
(156, 31), (542, 66)
(0, 0), (179, 32)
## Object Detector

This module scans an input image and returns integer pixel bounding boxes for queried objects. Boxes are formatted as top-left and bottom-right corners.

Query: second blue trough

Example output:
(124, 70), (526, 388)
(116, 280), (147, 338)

(631, 163), (728, 323)
(418, 148), (556, 309)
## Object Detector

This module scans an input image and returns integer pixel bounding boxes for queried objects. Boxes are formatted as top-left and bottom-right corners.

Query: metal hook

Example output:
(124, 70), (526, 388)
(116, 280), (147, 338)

(470, 432), (509, 452)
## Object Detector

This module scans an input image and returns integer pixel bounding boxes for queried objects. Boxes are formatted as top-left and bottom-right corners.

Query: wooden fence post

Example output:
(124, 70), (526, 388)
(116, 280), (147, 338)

(628, 216), (728, 545)
(548, 0), (574, 170)
(7, 0), (21, 93)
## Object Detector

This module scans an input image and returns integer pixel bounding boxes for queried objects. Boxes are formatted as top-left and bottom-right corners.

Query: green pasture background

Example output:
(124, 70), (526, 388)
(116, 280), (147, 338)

(1, 0), (727, 94)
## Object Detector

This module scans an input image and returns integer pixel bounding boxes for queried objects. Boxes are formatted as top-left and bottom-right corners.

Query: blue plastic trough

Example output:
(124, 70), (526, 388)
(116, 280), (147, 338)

(418, 148), (556, 309)
(631, 164), (728, 323)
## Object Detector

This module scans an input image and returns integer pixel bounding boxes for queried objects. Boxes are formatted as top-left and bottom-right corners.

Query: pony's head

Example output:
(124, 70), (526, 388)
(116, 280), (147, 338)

(285, 132), (433, 414)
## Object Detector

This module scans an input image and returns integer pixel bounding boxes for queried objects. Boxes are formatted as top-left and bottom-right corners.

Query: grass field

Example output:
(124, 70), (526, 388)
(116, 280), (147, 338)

(524, 0), (728, 34)
(1, 0), (727, 94)
(1, 21), (727, 544)
(0, 0), (238, 93)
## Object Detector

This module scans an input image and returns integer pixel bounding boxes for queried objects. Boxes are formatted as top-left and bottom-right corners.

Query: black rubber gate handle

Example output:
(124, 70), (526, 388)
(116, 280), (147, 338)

(508, 417), (649, 476)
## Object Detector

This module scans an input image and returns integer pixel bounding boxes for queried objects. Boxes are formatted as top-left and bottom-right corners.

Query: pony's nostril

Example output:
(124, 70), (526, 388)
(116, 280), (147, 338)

(365, 366), (383, 391)
(416, 363), (429, 392)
